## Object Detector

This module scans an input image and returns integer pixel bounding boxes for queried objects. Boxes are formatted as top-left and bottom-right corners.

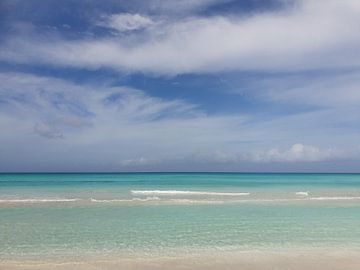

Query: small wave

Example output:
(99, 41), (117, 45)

(239, 196), (360, 202)
(131, 190), (250, 196)
(310, 196), (360, 201)
(0, 198), (80, 203)
(1, 196), (359, 205)
(169, 199), (225, 204)
(133, 196), (160, 201)
(90, 197), (161, 203)
(90, 198), (129, 203)
(295, 191), (309, 196)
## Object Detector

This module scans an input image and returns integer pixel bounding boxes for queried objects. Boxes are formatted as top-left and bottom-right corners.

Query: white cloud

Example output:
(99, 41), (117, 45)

(34, 122), (64, 139)
(1, 0), (360, 75)
(99, 13), (154, 32)
(0, 72), (359, 171)
(119, 157), (158, 166)
(190, 143), (360, 164)
(250, 143), (346, 162)
(246, 71), (360, 108)
(0, 72), (247, 161)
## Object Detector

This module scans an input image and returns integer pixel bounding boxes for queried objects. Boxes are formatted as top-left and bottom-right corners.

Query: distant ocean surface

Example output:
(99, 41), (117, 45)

(1, 173), (360, 259)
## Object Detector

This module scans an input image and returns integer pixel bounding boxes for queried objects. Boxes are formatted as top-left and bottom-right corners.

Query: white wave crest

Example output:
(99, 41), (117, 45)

(90, 198), (129, 203)
(90, 196), (161, 203)
(295, 191), (309, 196)
(131, 190), (250, 196)
(0, 198), (80, 203)
(169, 199), (225, 204)
(310, 196), (360, 201)
(133, 196), (160, 201)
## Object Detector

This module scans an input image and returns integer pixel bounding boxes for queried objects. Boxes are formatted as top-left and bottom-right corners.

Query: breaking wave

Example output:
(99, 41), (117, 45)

(295, 191), (309, 196)
(90, 197), (160, 203)
(0, 198), (80, 203)
(1, 195), (360, 205)
(309, 196), (360, 201)
(131, 190), (250, 196)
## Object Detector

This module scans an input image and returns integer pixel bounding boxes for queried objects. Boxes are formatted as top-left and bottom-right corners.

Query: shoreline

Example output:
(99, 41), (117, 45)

(2, 248), (360, 270)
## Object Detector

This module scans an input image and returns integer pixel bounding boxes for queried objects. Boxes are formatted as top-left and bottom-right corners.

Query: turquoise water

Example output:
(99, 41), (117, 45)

(1, 173), (360, 258)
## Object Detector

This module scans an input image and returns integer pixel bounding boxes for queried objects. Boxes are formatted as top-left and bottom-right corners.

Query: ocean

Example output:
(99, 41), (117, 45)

(1, 173), (360, 262)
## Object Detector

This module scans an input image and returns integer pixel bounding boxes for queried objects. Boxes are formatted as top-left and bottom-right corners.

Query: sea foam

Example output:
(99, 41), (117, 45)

(90, 197), (160, 203)
(295, 191), (309, 196)
(309, 196), (360, 201)
(0, 198), (80, 203)
(131, 190), (250, 196)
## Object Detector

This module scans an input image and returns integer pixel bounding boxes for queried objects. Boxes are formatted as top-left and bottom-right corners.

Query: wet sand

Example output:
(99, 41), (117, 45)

(2, 249), (360, 270)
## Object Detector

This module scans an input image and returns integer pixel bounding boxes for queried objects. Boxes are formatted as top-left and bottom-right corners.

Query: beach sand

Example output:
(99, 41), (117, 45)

(2, 249), (360, 270)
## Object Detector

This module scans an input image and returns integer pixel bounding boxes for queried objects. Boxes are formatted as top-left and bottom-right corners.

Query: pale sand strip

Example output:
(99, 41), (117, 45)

(2, 249), (360, 270)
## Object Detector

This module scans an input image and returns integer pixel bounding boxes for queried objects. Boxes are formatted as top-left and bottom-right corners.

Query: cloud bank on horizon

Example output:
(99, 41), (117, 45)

(0, 0), (359, 172)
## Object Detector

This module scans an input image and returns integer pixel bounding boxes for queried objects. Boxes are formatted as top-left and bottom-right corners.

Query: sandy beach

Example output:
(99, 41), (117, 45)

(2, 249), (360, 270)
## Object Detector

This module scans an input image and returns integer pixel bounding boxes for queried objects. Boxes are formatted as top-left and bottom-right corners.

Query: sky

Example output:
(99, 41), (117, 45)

(0, 0), (360, 172)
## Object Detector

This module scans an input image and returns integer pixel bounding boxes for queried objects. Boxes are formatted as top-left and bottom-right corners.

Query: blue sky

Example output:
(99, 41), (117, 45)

(0, 0), (360, 172)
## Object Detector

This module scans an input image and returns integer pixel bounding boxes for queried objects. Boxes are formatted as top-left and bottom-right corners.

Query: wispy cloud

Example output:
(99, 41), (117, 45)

(0, 72), (358, 171)
(191, 143), (360, 164)
(1, 0), (360, 75)
(34, 122), (64, 139)
(245, 71), (360, 108)
(1, 1), (360, 171)
(249, 143), (353, 162)
(98, 13), (155, 32)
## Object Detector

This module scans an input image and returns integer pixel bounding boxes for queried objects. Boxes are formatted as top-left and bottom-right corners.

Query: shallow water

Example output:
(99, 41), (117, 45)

(1, 173), (360, 259)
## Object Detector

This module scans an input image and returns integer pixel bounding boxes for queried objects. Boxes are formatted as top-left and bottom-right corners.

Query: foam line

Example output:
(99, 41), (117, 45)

(309, 196), (360, 201)
(131, 190), (250, 196)
(0, 198), (80, 203)
(90, 197), (160, 203)
(295, 191), (309, 196)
